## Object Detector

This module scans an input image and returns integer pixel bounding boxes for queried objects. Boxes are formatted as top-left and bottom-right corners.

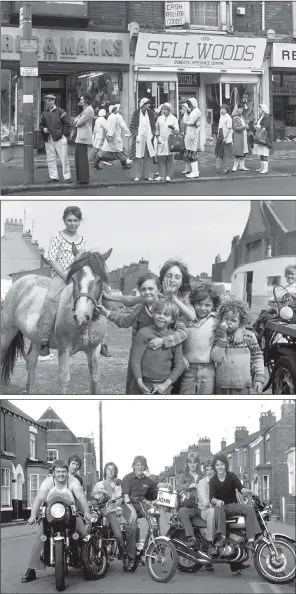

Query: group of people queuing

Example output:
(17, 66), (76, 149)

(22, 452), (262, 581)
(40, 93), (272, 185)
(39, 205), (269, 394)
(216, 103), (273, 174)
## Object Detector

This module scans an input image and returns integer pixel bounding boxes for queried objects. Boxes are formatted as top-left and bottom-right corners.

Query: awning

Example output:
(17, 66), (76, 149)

(134, 66), (262, 76)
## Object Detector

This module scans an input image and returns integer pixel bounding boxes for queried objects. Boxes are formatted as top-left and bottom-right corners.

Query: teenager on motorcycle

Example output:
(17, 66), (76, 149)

(121, 455), (172, 571)
(91, 461), (125, 558)
(176, 452), (204, 549)
(68, 454), (83, 486)
(197, 461), (216, 557)
(21, 459), (91, 584)
(209, 454), (262, 552)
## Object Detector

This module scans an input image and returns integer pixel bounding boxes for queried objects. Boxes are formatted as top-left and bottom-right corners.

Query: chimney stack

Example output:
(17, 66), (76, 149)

(259, 410), (276, 431)
(281, 400), (295, 419)
(234, 426), (249, 444)
(221, 438), (226, 450)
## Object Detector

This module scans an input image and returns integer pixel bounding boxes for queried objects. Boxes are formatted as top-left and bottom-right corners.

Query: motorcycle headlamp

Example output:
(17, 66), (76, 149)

(50, 503), (66, 519)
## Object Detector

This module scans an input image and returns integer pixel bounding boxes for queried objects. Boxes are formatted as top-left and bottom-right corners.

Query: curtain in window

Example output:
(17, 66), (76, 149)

(190, 1), (219, 27)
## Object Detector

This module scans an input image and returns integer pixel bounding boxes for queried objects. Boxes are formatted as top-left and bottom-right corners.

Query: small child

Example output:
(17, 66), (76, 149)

(130, 298), (184, 395)
(211, 299), (264, 395)
(284, 265), (296, 296)
(179, 283), (221, 395)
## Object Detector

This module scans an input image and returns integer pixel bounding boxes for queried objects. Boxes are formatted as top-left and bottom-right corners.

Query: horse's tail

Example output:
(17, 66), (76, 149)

(1, 331), (26, 386)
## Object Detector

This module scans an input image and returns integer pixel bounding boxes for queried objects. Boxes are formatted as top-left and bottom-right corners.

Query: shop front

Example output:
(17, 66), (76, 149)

(271, 43), (296, 139)
(134, 32), (267, 150)
(1, 27), (130, 159)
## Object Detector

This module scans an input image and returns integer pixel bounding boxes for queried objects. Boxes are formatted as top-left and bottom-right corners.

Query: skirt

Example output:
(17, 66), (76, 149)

(184, 149), (198, 162)
(253, 144), (270, 157)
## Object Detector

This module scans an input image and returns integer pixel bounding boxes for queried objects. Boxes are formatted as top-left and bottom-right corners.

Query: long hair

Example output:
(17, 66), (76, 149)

(184, 451), (201, 475)
(103, 462), (118, 479)
(159, 259), (191, 296)
(67, 251), (109, 285)
(132, 455), (148, 472)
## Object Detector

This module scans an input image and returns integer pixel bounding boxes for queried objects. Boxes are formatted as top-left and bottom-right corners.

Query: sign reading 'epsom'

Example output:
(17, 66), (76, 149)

(135, 33), (267, 70)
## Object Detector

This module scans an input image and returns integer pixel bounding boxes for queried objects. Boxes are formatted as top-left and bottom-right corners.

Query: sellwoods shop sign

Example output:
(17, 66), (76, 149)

(135, 33), (267, 70)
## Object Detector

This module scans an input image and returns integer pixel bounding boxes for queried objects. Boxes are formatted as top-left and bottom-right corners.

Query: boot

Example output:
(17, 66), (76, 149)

(94, 156), (102, 170)
(181, 163), (191, 174)
(259, 161), (268, 174)
(256, 161), (264, 172)
(186, 161), (199, 178)
(187, 536), (198, 548)
(21, 569), (36, 583)
(100, 343), (111, 357)
(239, 159), (249, 171)
(232, 158), (239, 171)
(121, 160), (131, 170)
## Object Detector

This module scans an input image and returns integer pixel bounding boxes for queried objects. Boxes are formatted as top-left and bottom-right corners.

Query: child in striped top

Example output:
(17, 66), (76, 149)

(211, 299), (264, 395)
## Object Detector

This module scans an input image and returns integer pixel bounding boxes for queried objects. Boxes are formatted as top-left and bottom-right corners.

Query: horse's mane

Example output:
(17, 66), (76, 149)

(67, 251), (109, 285)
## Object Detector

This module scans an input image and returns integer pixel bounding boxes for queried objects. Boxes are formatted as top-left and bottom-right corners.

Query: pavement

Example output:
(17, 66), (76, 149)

(1, 143), (296, 195)
(1, 516), (295, 594)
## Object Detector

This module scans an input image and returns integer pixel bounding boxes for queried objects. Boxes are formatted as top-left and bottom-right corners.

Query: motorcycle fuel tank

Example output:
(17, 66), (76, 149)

(226, 515), (246, 530)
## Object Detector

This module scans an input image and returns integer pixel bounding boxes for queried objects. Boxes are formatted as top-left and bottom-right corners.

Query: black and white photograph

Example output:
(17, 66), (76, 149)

(1, 0), (296, 196)
(1, 398), (296, 593)
(1, 1), (296, 594)
(1, 199), (296, 396)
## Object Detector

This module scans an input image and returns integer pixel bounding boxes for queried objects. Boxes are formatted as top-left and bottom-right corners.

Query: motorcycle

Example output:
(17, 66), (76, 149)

(121, 498), (178, 583)
(158, 489), (296, 584)
(36, 487), (93, 592)
(84, 491), (124, 580)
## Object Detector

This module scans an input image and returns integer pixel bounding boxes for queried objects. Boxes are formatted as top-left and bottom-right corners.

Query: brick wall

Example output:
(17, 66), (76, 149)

(128, 1), (164, 30)
(232, 1), (293, 38)
(88, 1), (128, 32)
(0, 1), (10, 24)
(270, 410), (296, 504)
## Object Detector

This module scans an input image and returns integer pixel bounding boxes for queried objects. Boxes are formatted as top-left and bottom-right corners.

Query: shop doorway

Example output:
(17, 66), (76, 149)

(41, 90), (66, 112)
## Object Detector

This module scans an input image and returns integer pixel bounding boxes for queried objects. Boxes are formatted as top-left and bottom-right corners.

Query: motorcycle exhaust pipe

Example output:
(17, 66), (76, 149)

(50, 537), (54, 566)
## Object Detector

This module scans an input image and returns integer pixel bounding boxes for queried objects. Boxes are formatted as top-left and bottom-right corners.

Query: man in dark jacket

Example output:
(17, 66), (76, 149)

(40, 94), (71, 183)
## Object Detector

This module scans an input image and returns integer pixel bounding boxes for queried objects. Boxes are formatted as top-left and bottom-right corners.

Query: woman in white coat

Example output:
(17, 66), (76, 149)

(130, 98), (156, 182)
(91, 108), (107, 168)
(182, 97), (201, 179)
(155, 103), (179, 181)
(94, 104), (131, 170)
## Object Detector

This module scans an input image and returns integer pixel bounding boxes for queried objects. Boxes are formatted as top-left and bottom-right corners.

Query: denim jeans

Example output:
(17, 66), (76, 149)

(214, 503), (261, 542)
(178, 506), (199, 537)
(179, 362), (215, 395)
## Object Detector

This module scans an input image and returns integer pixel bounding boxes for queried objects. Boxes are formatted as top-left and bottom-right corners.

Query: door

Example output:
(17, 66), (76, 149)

(245, 271), (253, 308)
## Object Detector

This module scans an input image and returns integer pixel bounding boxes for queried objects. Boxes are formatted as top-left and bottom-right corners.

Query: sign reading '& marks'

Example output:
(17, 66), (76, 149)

(135, 33), (267, 70)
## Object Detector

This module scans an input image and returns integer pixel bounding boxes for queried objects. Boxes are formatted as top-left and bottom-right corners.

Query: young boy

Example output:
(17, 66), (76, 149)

(211, 299), (264, 395)
(130, 298), (184, 395)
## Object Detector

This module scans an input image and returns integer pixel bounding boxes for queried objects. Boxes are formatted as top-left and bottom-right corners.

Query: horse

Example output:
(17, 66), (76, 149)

(1, 246), (112, 394)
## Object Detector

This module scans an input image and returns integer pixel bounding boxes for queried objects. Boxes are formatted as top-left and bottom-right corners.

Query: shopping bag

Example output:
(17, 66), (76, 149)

(254, 128), (268, 145)
(168, 131), (185, 153)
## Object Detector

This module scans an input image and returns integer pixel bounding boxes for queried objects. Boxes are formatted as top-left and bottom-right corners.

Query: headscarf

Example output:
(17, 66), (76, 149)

(260, 104), (268, 114)
(140, 97), (151, 109)
(162, 102), (172, 111)
(109, 104), (120, 115)
(187, 97), (198, 110)
(98, 109), (106, 117)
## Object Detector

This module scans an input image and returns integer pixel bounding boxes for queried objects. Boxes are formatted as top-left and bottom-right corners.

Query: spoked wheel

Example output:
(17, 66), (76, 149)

(254, 536), (296, 584)
(145, 538), (178, 583)
(82, 539), (108, 580)
(273, 357), (296, 395)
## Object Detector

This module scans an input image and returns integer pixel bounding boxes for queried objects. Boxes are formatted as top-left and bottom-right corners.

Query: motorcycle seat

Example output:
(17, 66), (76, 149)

(192, 516), (207, 528)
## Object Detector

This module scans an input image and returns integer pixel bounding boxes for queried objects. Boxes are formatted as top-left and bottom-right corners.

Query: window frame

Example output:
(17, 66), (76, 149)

(255, 448), (260, 467)
(1, 468), (11, 506)
(29, 473), (39, 507)
(262, 474), (270, 501)
(189, 1), (220, 30)
(29, 431), (37, 460)
(47, 449), (59, 464)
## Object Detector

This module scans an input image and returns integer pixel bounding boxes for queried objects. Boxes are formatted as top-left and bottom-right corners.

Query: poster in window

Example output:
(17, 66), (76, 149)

(165, 2), (186, 27)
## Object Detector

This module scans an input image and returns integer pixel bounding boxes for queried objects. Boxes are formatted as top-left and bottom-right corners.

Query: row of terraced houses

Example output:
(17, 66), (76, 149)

(2, 1), (296, 161)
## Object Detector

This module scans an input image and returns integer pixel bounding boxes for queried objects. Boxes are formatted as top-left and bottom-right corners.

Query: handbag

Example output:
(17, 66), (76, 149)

(168, 130), (185, 153)
(254, 128), (268, 145)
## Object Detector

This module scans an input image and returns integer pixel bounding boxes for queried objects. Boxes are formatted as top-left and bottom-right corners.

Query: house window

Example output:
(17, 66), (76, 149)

(265, 438), (271, 464)
(190, 1), (219, 28)
(30, 431), (37, 459)
(255, 448), (260, 467)
(29, 474), (39, 506)
(1, 468), (11, 506)
(287, 451), (295, 496)
(228, 454), (232, 471)
(262, 475), (270, 501)
(47, 449), (59, 464)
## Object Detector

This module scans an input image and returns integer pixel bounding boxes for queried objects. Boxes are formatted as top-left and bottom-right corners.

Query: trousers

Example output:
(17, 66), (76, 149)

(200, 508), (215, 541)
(132, 145), (155, 179)
(122, 501), (150, 559)
(157, 154), (174, 179)
(214, 503), (262, 541)
(45, 135), (71, 180)
(40, 276), (66, 342)
(28, 516), (86, 570)
(106, 511), (124, 546)
(179, 362), (215, 395)
(177, 506), (199, 538)
(75, 143), (90, 183)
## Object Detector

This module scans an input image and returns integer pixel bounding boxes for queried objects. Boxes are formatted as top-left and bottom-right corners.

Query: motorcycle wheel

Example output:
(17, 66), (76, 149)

(55, 539), (66, 592)
(254, 536), (296, 584)
(146, 538), (178, 583)
(81, 540), (108, 580)
(177, 555), (202, 573)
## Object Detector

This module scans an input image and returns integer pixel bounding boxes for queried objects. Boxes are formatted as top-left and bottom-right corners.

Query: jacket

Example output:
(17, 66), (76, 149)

(254, 113), (273, 149)
(184, 107), (201, 152)
(74, 105), (94, 145)
(40, 106), (71, 142)
(232, 112), (248, 156)
(92, 116), (107, 149)
(218, 113), (233, 144)
(130, 108), (156, 160)
(156, 113), (179, 156)
(102, 113), (130, 153)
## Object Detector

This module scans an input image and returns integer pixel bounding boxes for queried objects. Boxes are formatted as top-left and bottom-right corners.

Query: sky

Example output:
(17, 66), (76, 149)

(10, 399), (284, 476)
(1, 200), (250, 276)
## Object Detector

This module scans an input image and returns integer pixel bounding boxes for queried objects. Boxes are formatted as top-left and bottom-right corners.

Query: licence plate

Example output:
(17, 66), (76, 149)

(156, 490), (178, 509)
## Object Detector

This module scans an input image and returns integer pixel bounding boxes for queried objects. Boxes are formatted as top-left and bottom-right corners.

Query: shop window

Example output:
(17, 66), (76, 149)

(29, 474), (39, 506)
(47, 449), (59, 464)
(66, 72), (122, 120)
(1, 70), (40, 146)
(1, 468), (11, 506)
(205, 82), (258, 139)
(190, 1), (219, 28)
(137, 81), (177, 115)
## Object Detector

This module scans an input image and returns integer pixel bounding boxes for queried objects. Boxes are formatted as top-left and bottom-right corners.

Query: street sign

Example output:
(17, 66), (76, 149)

(20, 38), (38, 52)
(20, 66), (38, 76)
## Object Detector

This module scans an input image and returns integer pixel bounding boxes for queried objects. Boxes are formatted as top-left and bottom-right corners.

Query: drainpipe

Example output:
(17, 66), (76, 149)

(220, 1), (227, 31)
(261, 1), (265, 31)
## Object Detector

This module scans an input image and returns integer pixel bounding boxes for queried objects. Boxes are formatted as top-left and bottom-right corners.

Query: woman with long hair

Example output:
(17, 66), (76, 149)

(92, 462), (125, 558)
(73, 93), (94, 185)
(176, 452), (203, 548)
(253, 103), (273, 174)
